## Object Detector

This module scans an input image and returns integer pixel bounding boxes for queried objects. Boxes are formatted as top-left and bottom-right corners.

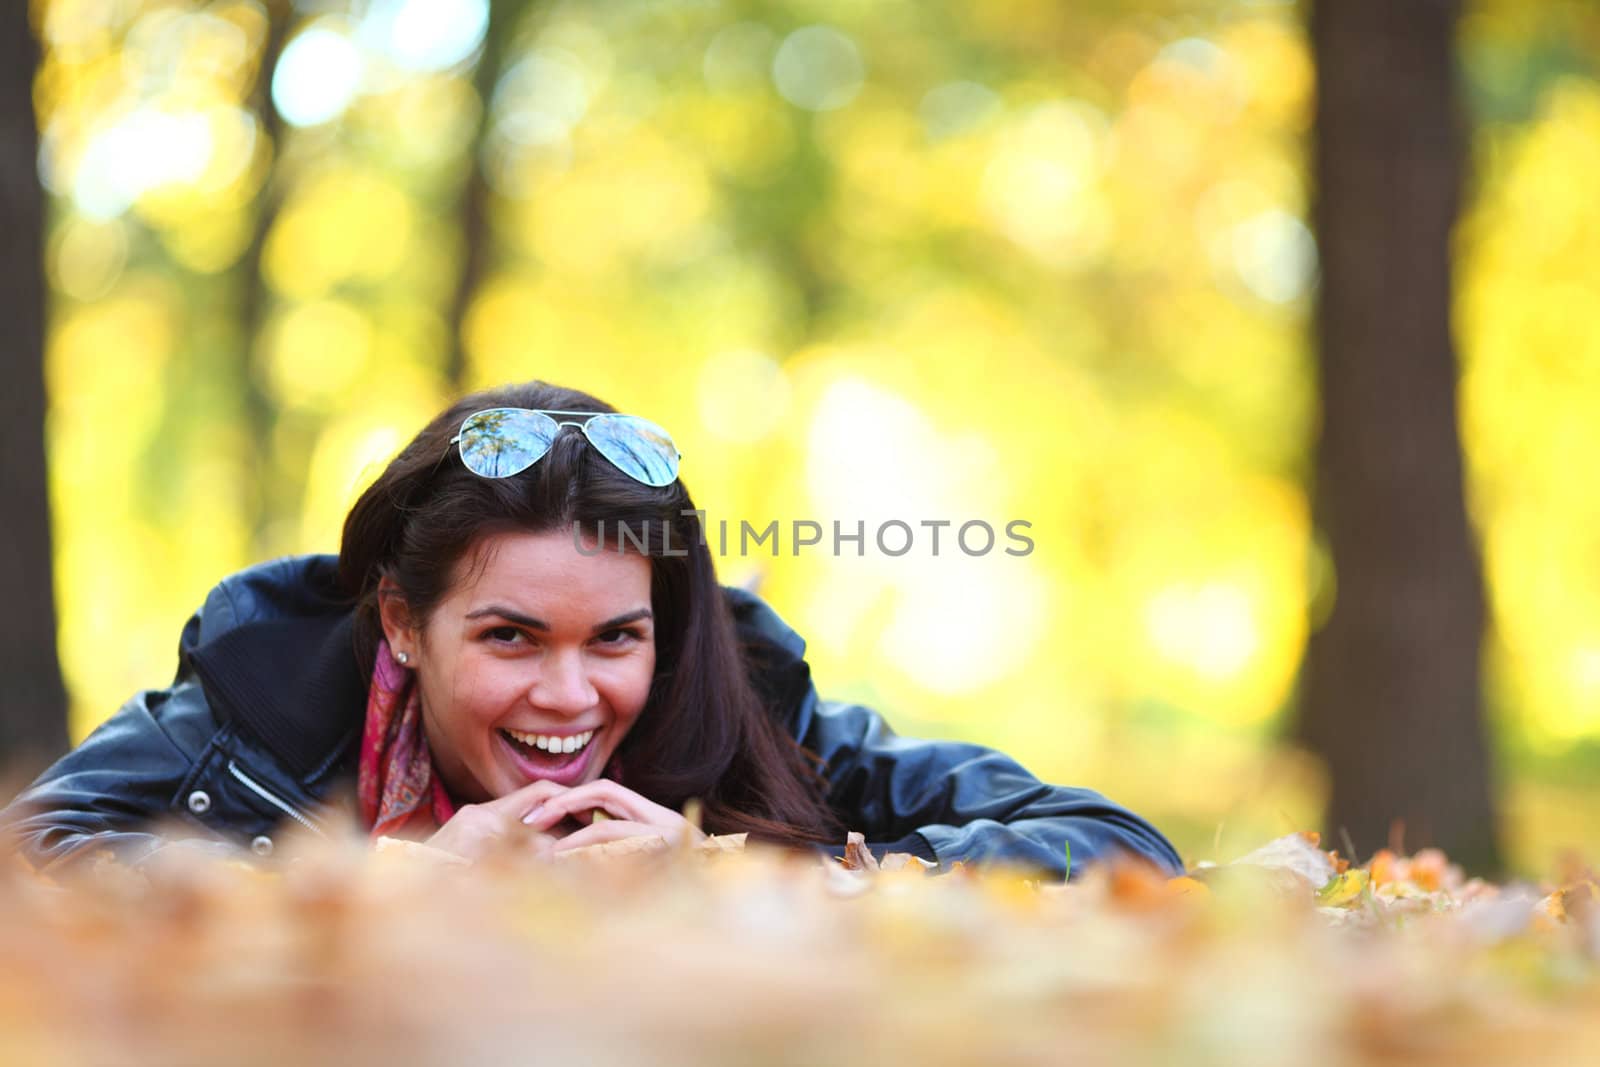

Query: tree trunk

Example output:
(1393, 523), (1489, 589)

(1300, 0), (1500, 872)
(0, 7), (70, 777)
(238, 1), (291, 559)
(445, 0), (533, 393)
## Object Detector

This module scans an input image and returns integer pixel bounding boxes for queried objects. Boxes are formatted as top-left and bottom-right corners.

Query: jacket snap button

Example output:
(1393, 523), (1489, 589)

(186, 790), (211, 815)
(251, 835), (274, 857)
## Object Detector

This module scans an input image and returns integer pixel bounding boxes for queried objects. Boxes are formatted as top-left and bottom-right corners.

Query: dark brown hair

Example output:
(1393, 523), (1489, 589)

(338, 381), (843, 847)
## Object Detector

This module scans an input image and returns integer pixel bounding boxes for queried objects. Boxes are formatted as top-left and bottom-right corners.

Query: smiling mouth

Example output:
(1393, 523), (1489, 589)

(498, 727), (595, 769)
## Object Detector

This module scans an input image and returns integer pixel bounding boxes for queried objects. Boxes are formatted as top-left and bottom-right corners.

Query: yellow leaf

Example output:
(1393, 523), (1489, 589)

(1316, 868), (1370, 908)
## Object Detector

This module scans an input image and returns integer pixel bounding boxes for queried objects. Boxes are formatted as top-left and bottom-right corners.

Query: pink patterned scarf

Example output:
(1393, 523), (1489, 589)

(357, 639), (457, 839)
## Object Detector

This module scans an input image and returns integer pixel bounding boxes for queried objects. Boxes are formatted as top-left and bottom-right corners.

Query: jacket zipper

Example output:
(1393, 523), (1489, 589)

(227, 760), (326, 837)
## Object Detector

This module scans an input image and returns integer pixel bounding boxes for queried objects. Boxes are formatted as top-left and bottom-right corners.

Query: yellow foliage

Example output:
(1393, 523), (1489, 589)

(264, 169), (416, 299)
(262, 298), (373, 410)
(516, 129), (714, 276)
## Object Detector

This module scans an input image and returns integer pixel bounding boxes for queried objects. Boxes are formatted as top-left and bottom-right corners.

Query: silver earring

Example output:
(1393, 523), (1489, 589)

(395, 651), (411, 666)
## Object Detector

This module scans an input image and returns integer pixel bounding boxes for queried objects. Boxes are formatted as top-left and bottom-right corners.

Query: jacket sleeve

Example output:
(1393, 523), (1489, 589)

(0, 680), (239, 872)
(0, 563), (302, 872)
(803, 698), (1186, 880)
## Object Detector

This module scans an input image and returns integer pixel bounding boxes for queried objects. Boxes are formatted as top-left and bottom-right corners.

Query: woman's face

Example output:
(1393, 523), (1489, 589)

(381, 529), (656, 804)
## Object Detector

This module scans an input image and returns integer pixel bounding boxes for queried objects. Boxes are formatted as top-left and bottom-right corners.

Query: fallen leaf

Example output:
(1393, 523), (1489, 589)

(1231, 831), (1338, 888)
(842, 831), (879, 872)
(1316, 868), (1370, 908)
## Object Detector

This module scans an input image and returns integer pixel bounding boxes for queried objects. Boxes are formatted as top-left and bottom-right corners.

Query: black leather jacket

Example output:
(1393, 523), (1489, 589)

(0, 555), (1183, 878)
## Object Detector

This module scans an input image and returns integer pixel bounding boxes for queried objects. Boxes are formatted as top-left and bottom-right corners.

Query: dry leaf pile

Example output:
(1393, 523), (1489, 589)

(3, 827), (1600, 1066)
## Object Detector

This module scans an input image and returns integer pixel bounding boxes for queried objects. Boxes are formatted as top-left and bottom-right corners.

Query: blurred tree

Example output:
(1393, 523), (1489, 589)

(0, 5), (69, 773)
(1299, 0), (1501, 871)
(239, 0), (292, 559)
(447, 0), (534, 391)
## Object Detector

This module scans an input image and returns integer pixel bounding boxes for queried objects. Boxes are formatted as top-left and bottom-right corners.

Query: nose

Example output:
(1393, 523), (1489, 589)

(528, 647), (598, 716)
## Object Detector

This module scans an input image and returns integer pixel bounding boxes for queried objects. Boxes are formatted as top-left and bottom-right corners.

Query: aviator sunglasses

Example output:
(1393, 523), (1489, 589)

(449, 407), (682, 487)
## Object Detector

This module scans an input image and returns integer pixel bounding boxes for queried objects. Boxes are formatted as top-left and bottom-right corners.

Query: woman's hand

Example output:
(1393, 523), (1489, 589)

(519, 778), (708, 853)
(422, 780), (568, 862)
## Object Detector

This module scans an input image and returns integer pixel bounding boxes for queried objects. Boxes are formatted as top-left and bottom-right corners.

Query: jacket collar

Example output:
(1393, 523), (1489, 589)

(185, 557), (367, 781)
(188, 611), (367, 780)
(722, 584), (816, 735)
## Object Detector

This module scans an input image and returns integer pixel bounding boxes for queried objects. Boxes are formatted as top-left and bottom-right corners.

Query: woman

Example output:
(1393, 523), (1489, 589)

(2, 381), (1183, 878)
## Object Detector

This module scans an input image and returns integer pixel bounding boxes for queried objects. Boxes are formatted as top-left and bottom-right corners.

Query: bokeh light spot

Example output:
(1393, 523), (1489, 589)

(880, 561), (1048, 695)
(698, 350), (791, 443)
(981, 101), (1109, 267)
(772, 26), (864, 112)
(51, 217), (129, 301)
(272, 25), (363, 127)
(920, 80), (1002, 140)
(806, 376), (946, 523)
(363, 0), (488, 72)
(1146, 581), (1262, 684)
(264, 300), (374, 409)
(72, 108), (214, 220)
(494, 49), (591, 146)
(1232, 208), (1317, 303)
(704, 22), (778, 92)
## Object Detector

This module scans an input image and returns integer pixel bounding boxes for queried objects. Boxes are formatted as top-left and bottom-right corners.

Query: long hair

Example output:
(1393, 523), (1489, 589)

(338, 381), (843, 847)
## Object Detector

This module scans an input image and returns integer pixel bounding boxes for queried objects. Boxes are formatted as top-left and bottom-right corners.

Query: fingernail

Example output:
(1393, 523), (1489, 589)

(521, 803), (544, 825)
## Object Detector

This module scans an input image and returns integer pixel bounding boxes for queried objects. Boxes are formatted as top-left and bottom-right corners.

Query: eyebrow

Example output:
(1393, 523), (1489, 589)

(465, 606), (653, 634)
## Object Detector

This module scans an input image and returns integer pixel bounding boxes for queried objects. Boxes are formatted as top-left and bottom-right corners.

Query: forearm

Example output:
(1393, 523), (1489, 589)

(0, 687), (219, 872)
(806, 700), (1184, 880)
(915, 809), (1185, 878)
(2, 814), (237, 874)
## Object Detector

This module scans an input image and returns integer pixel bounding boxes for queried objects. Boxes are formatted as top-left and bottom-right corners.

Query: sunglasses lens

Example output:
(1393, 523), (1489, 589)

(457, 408), (559, 478)
(583, 414), (680, 487)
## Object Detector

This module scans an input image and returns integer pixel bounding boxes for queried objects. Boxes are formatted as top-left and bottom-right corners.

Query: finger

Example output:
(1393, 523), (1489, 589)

(520, 792), (630, 831)
(573, 779), (681, 824)
(552, 820), (671, 853)
(518, 781), (626, 827)
(521, 780), (666, 828)
(488, 778), (573, 818)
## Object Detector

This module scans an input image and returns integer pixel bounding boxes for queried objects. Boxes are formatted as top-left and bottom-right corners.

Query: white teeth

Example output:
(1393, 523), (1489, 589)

(504, 727), (594, 754)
